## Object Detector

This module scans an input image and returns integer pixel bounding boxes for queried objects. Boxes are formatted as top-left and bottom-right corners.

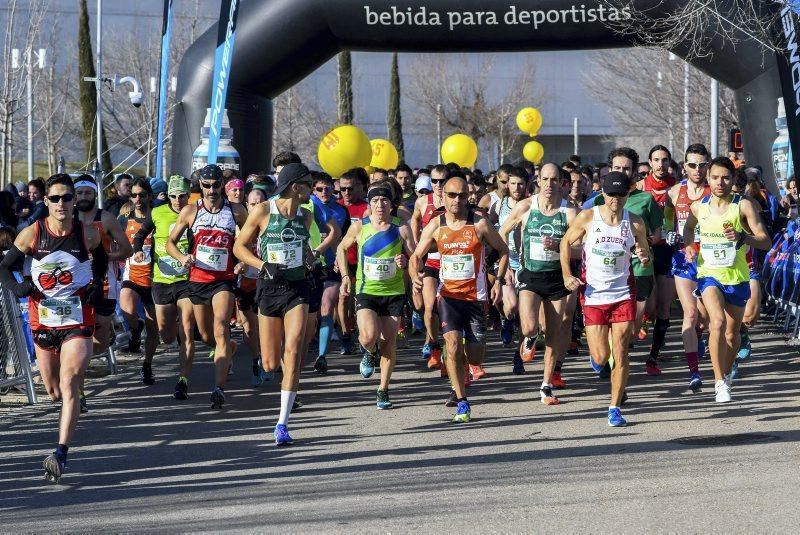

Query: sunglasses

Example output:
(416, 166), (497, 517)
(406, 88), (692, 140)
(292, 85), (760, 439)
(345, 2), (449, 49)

(315, 186), (331, 193)
(431, 179), (447, 185)
(445, 191), (468, 199)
(340, 186), (354, 192)
(169, 193), (188, 199)
(130, 192), (148, 199)
(685, 162), (709, 170)
(200, 181), (222, 189)
(498, 180), (509, 184)
(47, 193), (74, 203)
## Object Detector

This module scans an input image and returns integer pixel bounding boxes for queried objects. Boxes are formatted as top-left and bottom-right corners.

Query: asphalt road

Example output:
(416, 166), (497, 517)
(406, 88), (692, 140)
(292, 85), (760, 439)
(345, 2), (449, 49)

(1, 318), (799, 533)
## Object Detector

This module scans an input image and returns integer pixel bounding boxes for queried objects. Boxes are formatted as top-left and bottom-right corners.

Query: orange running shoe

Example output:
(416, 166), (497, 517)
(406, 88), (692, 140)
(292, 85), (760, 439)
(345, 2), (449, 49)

(521, 337), (536, 363)
(638, 319), (650, 341)
(427, 346), (442, 370)
(469, 364), (486, 380)
(551, 371), (567, 389)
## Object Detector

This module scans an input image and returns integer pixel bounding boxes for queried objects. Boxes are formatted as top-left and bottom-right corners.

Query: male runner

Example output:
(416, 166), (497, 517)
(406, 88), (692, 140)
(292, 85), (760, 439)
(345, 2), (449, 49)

(132, 175), (196, 399)
(233, 163), (314, 445)
(167, 164), (247, 408)
(0, 174), (107, 482)
(478, 163), (512, 211)
(665, 144), (712, 390)
(500, 163), (579, 404)
(561, 172), (652, 427)
(410, 164), (448, 367)
(410, 177), (508, 423)
(337, 182), (416, 409)
(118, 177), (159, 383)
(682, 157), (771, 402)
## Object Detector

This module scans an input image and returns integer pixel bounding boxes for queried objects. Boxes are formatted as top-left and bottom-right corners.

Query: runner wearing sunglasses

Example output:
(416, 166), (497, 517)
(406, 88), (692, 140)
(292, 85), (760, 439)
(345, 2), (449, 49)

(167, 165), (248, 408)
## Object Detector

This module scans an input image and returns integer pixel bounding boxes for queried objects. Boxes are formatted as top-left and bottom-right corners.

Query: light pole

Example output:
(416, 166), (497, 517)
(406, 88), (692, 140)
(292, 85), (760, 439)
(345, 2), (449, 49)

(12, 47), (46, 182)
(710, 79), (719, 158)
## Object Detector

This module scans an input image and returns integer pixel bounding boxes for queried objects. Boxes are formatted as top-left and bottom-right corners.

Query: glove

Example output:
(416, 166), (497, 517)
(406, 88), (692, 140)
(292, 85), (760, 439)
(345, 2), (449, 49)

(665, 231), (682, 246)
(84, 282), (103, 305)
(13, 280), (36, 298)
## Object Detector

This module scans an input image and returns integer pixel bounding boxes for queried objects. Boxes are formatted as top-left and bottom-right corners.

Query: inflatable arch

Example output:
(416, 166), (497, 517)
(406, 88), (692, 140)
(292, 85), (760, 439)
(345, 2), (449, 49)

(172, 0), (795, 190)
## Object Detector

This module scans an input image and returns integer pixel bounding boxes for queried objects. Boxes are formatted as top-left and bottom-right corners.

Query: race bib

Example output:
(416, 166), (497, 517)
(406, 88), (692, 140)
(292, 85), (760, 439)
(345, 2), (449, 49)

(591, 247), (626, 276)
(441, 254), (475, 281)
(38, 296), (83, 328)
(529, 236), (558, 262)
(701, 241), (735, 268)
(266, 241), (303, 269)
(157, 255), (188, 277)
(131, 245), (152, 266)
(363, 256), (396, 281)
(196, 245), (229, 272)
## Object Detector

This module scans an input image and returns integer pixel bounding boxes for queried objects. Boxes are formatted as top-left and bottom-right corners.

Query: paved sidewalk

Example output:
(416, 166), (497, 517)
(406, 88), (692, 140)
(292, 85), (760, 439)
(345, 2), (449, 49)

(1, 320), (799, 532)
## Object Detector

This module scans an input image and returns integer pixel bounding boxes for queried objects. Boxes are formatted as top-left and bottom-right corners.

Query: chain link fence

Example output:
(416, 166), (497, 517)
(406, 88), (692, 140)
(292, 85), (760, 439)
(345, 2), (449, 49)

(0, 283), (38, 404)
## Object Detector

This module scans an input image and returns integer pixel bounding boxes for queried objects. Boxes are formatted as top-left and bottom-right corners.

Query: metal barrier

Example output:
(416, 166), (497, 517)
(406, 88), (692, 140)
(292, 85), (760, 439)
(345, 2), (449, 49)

(0, 283), (38, 404)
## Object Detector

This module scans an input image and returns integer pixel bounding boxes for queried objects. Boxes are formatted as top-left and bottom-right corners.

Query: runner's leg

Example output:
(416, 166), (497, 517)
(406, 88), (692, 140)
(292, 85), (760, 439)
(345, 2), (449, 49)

(177, 297), (196, 377)
(210, 290), (236, 387)
(56, 337), (92, 446)
(378, 316), (399, 391)
(609, 321), (633, 407)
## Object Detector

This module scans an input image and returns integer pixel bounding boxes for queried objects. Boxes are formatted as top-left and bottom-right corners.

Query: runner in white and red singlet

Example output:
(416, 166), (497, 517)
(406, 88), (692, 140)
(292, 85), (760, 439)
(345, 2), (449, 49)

(166, 164), (248, 409)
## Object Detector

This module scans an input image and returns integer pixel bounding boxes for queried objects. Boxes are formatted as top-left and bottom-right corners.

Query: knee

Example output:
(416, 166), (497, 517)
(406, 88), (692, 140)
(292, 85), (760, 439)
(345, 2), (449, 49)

(683, 310), (698, 328)
(708, 317), (726, 332)
(359, 329), (379, 347)
(59, 374), (80, 398)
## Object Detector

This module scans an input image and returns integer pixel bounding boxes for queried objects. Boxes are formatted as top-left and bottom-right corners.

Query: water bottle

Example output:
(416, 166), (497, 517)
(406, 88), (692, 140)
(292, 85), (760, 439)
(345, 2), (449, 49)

(191, 108), (241, 174)
(772, 97), (794, 187)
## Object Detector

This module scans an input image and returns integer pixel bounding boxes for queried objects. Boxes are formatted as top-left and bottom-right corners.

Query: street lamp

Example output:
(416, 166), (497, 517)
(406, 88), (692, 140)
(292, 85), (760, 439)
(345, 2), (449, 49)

(12, 47), (46, 182)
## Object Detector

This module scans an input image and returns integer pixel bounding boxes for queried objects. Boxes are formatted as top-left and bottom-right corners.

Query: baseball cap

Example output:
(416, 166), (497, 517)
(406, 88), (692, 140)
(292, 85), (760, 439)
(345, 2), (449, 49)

(602, 171), (631, 196)
(150, 178), (168, 196)
(168, 175), (190, 195)
(198, 164), (223, 182)
(415, 175), (432, 193)
(272, 163), (312, 197)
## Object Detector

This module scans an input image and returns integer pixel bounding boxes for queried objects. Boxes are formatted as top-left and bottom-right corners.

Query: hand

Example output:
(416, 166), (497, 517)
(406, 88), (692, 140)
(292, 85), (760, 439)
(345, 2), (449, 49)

(133, 251), (145, 263)
(234, 262), (244, 275)
(490, 279), (502, 306)
(395, 254), (408, 269)
(504, 270), (515, 287)
(13, 280), (36, 298)
(636, 244), (651, 266)
(542, 236), (559, 251)
(333, 261), (341, 274)
(723, 224), (738, 242)
(181, 254), (195, 268)
(85, 282), (103, 304)
(684, 243), (698, 263)
(563, 275), (584, 292)
(412, 272), (424, 293)
(340, 276), (351, 297)
(665, 231), (682, 246)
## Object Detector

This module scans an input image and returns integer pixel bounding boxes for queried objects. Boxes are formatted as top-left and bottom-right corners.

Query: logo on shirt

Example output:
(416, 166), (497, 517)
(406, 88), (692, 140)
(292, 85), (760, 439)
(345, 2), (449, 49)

(280, 228), (298, 242)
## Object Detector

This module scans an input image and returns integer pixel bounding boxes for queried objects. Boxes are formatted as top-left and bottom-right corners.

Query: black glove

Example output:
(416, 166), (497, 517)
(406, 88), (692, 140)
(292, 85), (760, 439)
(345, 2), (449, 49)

(84, 282), (103, 305)
(13, 279), (36, 298)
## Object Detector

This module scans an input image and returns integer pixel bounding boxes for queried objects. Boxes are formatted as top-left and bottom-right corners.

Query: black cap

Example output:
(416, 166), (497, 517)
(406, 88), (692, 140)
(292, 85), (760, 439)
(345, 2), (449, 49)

(199, 164), (223, 181)
(603, 171), (631, 196)
(273, 163), (311, 197)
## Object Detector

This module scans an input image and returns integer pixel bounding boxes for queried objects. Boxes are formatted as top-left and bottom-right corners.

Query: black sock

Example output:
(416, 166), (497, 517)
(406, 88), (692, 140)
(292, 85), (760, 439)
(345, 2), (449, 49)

(650, 318), (670, 357)
(555, 361), (563, 372)
(56, 444), (68, 457)
(458, 397), (468, 403)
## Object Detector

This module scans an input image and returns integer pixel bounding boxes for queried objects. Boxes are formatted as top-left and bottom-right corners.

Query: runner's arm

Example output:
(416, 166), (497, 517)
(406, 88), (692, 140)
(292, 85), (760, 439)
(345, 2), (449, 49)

(105, 210), (132, 261)
(132, 213), (155, 254)
(560, 209), (590, 286)
(681, 202), (700, 262)
(335, 220), (361, 279)
(0, 226), (36, 296)
(232, 202), (249, 229)
(564, 207), (583, 259)
(479, 218), (509, 281)
(409, 197), (423, 239)
(399, 224), (418, 258)
(738, 197), (773, 251)
(232, 202), (269, 272)
(316, 217), (341, 256)
(166, 204), (195, 265)
(498, 199), (528, 245)
(409, 219), (438, 277)
(631, 214), (652, 266)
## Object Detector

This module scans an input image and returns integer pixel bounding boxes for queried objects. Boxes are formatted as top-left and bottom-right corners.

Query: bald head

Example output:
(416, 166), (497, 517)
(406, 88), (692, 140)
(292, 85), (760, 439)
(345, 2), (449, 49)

(444, 176), (468, 191)
(539, 163), (561, 180)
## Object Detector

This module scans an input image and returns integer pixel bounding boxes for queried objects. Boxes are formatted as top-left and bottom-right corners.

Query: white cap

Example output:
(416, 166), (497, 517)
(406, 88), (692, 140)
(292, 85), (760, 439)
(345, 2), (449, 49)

(415, 175), (432, 193)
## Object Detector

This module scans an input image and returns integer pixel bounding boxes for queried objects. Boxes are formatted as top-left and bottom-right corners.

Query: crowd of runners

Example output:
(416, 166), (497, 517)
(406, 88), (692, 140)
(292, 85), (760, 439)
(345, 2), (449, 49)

(0, 142), (793, 483)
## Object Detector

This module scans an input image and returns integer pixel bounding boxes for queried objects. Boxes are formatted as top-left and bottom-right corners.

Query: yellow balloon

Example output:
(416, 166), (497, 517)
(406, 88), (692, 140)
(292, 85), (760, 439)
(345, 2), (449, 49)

(523, 140), (544, 164)
(441, 134), (478, 168)
(369, 139), (399, 170)
(317, 125), (372, 177)
(516, 107), (543, 136)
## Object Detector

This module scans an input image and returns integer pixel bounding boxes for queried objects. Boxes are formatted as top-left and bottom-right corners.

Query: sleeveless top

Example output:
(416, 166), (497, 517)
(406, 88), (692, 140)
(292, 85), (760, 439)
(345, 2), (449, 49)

(28, 219), (94, 330)
(522, 196), (569, 273)
(581, 207), (635, 305)
(258, 199), (311, 283)
(356, 216), (405, 296)
(696, 195), (750, 285)
(643, 173), (675, 239)
(675, 180), (711, 238)
(340, 199), (368, 266)
(496, 196), (520, 271)
(82, 208), (119, 300)
(422, 193), (444, 270)
(189, 199), (237, 283)
(436, 211), (487, 301)
(150, 204), (189, 284)
(120, 214), (152, 287)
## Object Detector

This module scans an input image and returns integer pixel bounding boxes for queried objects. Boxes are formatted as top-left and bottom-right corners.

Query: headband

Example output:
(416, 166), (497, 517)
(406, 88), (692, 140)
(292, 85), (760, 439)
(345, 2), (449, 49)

(74, 180), (98, 192)
(367, 187), (394, 203)
(225, 179), (244, 192)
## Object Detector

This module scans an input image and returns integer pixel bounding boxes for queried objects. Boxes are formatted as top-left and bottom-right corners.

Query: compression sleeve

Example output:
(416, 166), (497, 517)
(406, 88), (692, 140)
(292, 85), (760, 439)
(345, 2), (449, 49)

(91, 242), (109, 284)
(0, 246), (34, 297)
(132, 214), (155, 253)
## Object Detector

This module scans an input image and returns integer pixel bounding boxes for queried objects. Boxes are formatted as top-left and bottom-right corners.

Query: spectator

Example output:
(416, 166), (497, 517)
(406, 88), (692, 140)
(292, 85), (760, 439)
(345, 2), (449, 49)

(0, 191), (19, 232)
(11, 181), (31, 218)
(104, 173), (133, 217)
(18, 178), (47, 229)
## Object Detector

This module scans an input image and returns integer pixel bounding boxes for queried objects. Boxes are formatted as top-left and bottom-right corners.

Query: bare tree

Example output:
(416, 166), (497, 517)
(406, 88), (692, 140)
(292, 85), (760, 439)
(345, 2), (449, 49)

(581, 48), (738, 157)
(407, 54), (548, 168)
(272, 81), (335, 167)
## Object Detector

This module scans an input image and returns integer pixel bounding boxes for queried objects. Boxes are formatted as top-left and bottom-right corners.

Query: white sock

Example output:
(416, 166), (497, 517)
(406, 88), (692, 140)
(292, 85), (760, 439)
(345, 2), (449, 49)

(278, 390), (296, 426)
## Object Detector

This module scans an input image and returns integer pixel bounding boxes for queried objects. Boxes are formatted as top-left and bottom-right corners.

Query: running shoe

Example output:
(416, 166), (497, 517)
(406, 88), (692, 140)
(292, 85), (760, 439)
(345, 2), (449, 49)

(227, 360), (234, 376)
(141, 362), (155, 385)
(445, 389), (458, 407)
(210, 386), (225, 409)
(360, 348), (377, 378)
(340, 333), (353, 355)
(411, 311), (424, 334)
(551, 371), (567, 389)
(697, 336), (707, 359)
(79, 389), (88, 413)
(521, 337), (536, 363)
(513, 350), (525, 375)
(469, 364), (486, 380)
(736, 332), (752, 361)
(274, 424), (294, 446)
(534, 333), (546, 351)
(689, 372), (702, 392)
(209, 348), (215, 360)
(645, 358), (662, 376)
(174, 377), (189, 400)
(621, 390), (628, 405)
(540, 385), (560, 405)
(314, 355), (328, 374)
(252, 363), (263, 387)
(730, 360), (739, 380)
(260, 369), (275, 382)
(293, 398), (303, 410)
(427, 345), (442, 370)
(421, 342), (433, 361)
(607, 407), (627, 427)
(638, 319), (650, 341)
(500, 318), (514, 346)
(376, 389), (393, 410)
(128, 319), (144, 353)
(453, 400), (471, 423)
(589, 355), (604, 374)
(715, 380), (732, 403)
(397, 329), (408, 349)
(43, 452), (66, 483)
(599, 362), (611, 379)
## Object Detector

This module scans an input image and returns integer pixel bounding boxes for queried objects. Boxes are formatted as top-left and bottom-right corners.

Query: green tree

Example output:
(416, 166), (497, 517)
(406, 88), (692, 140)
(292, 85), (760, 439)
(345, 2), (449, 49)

(387, 53), (405, 162)
(78, 0), (112, 175)
(337, 51), (353, 124)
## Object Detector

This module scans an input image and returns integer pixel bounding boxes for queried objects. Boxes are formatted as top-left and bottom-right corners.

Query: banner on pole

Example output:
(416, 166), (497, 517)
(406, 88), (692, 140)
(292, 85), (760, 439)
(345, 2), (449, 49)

(155, 0), (174, 181)
(775, 2), (800, 184)
(207, 0), (240, 165)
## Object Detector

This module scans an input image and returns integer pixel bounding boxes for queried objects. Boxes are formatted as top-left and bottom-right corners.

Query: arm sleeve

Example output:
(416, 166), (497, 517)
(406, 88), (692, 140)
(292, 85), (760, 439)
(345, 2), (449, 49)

(0, 246), (34, 297)
(132, 214), (155, 253)
(91, 242), (109, 284)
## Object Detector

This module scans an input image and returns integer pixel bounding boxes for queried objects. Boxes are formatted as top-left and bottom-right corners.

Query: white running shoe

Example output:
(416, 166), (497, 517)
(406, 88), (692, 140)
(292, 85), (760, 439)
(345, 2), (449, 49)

(715, 380), (732, 403)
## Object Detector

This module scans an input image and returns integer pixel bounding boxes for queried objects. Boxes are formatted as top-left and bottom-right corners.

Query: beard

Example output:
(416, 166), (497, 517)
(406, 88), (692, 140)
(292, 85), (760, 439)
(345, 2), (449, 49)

(76, 199), (95, 212)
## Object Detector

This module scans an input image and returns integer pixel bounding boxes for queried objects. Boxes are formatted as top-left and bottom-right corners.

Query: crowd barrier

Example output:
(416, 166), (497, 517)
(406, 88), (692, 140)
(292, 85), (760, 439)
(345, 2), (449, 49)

(761, 221), (800, 340)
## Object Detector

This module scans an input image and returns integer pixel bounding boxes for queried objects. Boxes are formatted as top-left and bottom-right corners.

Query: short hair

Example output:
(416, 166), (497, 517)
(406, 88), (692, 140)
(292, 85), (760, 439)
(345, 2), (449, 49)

(468, 175), (485, 188)
(28, 178), (45, 195)
(45, 173), (74, 193)
(608, 147), (639, 167)
(561, 161), (577, 172)
(222, 169), (239, 180)
(569, 154), (581, 164)
(0, 226), (16, 251)
(272, 151), (301, 169)
(444, 162), (461, 173)
(116, 173), (133, 183)
(312, 171), (334, 187)
(709, 156), (735, 176)
(340, 167), (369, 188)
(497, 163), (514, 176)
(449, 169), (466, 180)
(508, 166), (529, 182)
(685, 143), (710, 160)
(395, 163), (413, 175)
(733, 168), (748, 190)
(130, 176), (153, 195)
(430, 164), (451, 179)
(648, 144), (672, 161)
(371, 167), (388, 177)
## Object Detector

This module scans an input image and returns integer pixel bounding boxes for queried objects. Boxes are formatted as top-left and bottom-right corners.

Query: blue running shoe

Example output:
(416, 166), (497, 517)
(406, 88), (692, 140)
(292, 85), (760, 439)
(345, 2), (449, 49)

(512, 350), (525, 375)
(412, 311), (424, 334)
(421, 342), (432, 361)
(736, 332), (751, 361)
(453, 400), (471, 423)
(589, 355), (604, 374)
(260, 369), (275, 382)
(376, 389), (393, 409)
(360, 349), (377, 378)
(500, 319), (514, 346)
(689, 372), (702, 392)
(607, 407), (627, 427)
(210, 386), (225, 409)
(339, 333), (353, 355)
(274, 424), (294, 446)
